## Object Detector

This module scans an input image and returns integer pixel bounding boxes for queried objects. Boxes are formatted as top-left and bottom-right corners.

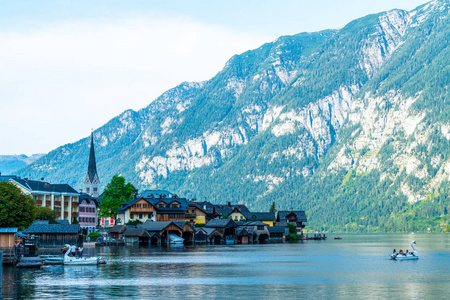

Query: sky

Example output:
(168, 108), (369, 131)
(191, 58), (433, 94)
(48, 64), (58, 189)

(0, 0), (430, 155)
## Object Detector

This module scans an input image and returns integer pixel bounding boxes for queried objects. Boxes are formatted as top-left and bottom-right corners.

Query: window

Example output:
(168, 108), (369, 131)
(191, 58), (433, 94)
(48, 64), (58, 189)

(158, 204), (165, 208)
(148, 213), (153, 218)
(234, 216), (238, 220)
(257, 225), (264, 230)
(86, 187), (90, 193)
(105, 220), (109, 227)
(130, 213), (134, 219)
(93, 187), (97, 192)
(139, 213), (143, 219)
(240, 216), (244, 220)
(168, 214), (174, 219)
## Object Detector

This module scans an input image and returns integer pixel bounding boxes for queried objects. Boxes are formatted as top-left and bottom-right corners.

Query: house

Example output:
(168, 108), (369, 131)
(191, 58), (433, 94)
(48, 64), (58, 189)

(109, 225), (128, 239)
(0, 228), (18, 248)
(122, 228), (152, 244)
(214, 202), (250, 222)
(78, 193), (99, 234)
(141, 220), (183, 245)
(7, 176), (79, 224)
(116, 191), (189, 225)
(24, 221), (81, 248)
(236, 227), (250, 244)
(204, 219), (237, 244)
(236, 221), (270, 244)
(244, 212), (276, 226)
(194, 227), (224, 244)
(185, 201), (217, 224)
(268, 226), (287, 243)
(174, 221), (196, 244)
(277, 211), (307, 236)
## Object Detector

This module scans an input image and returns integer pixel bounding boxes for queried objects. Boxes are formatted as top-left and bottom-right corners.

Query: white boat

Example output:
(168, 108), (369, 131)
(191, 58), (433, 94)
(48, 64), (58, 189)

(168, 234), (184, 244)
(389, 240), (419, 260)
(63, 244), (100, 265)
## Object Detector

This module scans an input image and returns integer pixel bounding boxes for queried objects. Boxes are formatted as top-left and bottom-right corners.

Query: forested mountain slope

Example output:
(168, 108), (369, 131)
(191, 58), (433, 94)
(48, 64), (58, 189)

(19, 0), (450, 232)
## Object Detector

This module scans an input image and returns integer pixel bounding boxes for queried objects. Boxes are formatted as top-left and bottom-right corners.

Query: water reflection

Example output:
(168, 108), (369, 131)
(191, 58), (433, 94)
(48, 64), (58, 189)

(2, 234), (450, 299)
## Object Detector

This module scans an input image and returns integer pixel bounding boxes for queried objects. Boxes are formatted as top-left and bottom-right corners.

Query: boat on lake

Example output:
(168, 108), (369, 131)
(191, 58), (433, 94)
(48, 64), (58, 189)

(63, 244), (100, 265)
(389, 240), (418, 260)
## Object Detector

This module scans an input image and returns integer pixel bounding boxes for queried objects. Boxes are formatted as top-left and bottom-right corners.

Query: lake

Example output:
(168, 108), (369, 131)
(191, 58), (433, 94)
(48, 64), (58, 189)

(2, 234), (450, 299)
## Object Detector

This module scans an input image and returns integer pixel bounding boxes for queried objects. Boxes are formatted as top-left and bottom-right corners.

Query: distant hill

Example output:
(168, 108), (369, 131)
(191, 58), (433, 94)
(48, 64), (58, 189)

(0, 154), (45, 175)
(18, 0), (450, 232)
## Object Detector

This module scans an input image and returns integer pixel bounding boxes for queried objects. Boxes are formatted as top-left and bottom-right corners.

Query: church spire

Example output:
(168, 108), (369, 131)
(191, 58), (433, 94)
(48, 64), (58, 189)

(85, 132), (100, 197)
(87, 132), (98, 182)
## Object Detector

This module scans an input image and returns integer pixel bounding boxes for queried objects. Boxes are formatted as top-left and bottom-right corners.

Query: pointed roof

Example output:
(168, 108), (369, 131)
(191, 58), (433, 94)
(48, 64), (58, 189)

(87, 132), (98, 182)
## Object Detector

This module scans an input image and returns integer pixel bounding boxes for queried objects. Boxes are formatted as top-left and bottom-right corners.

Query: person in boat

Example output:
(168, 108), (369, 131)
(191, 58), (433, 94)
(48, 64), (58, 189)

(78, 246), (83, 258)
(405, 250), (409, 255)
(393, 249), (397, 255)
(398, 249), (404, 255)
(70, 244), (76, 257)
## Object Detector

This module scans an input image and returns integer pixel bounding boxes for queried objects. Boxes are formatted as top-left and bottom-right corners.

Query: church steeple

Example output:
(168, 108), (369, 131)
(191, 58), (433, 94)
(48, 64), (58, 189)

(85, 131), (100, 197)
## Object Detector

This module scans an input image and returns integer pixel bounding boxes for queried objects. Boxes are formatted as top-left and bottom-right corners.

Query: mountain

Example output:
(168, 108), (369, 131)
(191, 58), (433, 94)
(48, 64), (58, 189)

(0, 154), (45, 175)
(19, 0), (450, 232)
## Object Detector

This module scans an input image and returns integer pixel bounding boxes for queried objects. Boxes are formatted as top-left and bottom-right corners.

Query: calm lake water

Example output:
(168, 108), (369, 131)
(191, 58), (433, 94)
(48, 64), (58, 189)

(2, 234), (450, 299)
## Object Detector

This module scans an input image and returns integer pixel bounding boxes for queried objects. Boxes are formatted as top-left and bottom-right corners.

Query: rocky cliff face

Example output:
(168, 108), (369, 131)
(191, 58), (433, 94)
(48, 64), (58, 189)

(19, 0), (450, 232)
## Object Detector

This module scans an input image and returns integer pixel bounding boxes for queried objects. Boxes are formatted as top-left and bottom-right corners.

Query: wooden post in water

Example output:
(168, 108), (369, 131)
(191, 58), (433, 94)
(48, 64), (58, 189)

(0, 250), (3, 295)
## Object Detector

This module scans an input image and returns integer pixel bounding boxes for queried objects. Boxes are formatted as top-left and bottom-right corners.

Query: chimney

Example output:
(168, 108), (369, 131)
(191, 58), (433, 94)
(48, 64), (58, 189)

(24, 178), (28, 181)
(41, 177), (44, 181)
(227, 201), (231, 207)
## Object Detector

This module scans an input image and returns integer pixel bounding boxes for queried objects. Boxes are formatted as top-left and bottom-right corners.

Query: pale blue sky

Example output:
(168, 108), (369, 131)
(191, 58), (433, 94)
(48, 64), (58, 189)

(0, 0), (429, 155)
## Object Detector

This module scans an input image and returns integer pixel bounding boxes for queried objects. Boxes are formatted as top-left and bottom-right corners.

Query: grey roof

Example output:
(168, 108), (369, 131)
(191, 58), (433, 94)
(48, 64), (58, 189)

(0, 228), (18, 233)
(268, 226), (286, 234)
(141, 220), (182, 232)
(109, 225), (127, 234)
(123, 228), (151, 237)
(277, 211), (307, 223)
(190, 201), (215, 214)
(138, 190), (174, 198)
(0, 175), (18, 182)
(55, 220), (69, 225)
(24, 222), (80, 234)
(10, 177), (79, 194)
(236, 227), (249, 236)
(214, 203), (250, 215)
(244, 212), (275, 221)
(204, 219), (237, 228)
(214, 207), (233, 216)
(79, 193), (99, 206)
(235, 221), (267, 226)
(202, 227), (222, 236)
(87, 133), (98, 183)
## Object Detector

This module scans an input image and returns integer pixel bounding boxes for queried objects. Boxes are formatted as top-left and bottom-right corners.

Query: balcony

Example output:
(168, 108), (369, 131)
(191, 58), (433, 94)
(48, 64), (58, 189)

(54, 201), (61, 206)
(185, 213), (196, 218)
(35, 200), (42, 205)
(72, 212), (78, 217)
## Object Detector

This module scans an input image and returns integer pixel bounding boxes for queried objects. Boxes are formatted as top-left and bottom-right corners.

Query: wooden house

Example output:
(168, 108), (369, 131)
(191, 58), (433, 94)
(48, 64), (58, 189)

(0, 228), (18, 249)
(236, 221), (270, 243)
(123, 228), (152, 244)
(185, 201), (217, 225)
(195, 228), (224, 244)
(204, 219), (237, 244)
(268, 226), (286, 243)
(141, 221), (183, 245)
(109, 225), (128, 239)
(236, 227), (250, 244)
(174, 221), (195, 244)
(24, 221), (81, 248)
(277, 211), (307, 236)
(244, 212), (276, 226)
(117, 193), (189, 225)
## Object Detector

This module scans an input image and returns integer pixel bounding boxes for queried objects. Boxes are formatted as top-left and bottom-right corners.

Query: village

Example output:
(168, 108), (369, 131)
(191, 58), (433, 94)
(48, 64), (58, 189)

(0, 134), (313, 267)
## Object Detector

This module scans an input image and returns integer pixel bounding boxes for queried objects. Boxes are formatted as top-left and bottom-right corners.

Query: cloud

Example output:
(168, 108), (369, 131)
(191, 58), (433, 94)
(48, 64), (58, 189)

(0, 16), (269, 155)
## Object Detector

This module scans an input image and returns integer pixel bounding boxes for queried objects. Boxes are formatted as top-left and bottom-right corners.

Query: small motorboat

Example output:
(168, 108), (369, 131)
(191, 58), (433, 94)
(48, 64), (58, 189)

(334, 237), (342, 240)
(63, 244), (100, 265)
(389, 240), (419, 260)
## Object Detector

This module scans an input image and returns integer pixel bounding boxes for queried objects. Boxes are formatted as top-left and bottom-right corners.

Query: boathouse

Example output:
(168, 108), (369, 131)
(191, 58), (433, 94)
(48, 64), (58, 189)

(24, 221), (81, 248)
(204, 219), (237, 244)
